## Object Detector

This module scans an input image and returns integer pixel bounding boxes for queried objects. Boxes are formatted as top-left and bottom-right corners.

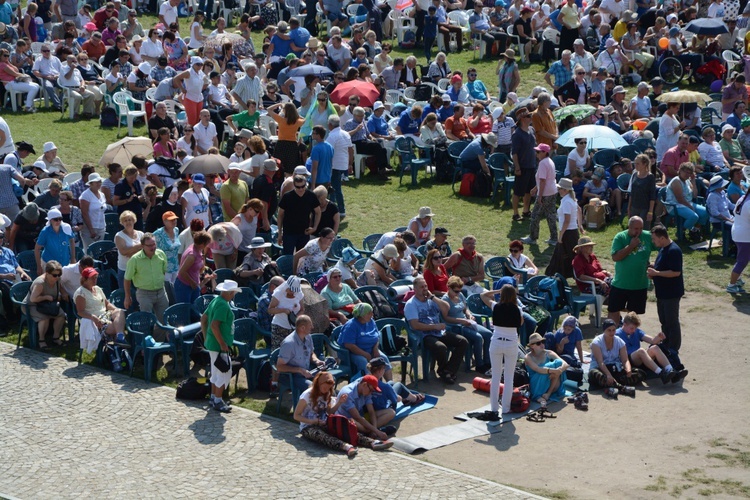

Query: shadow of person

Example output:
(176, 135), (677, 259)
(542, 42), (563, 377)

(189, 409), (227, 445)
(7, 347), (49, 370)
(482, 420), (520, 451)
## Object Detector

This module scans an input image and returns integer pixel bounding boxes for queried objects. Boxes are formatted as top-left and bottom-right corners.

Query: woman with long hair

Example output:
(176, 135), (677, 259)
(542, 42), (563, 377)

(153, 127), (177, 159)
(267, 102), (305, 174)
(423, 248), (448, 293)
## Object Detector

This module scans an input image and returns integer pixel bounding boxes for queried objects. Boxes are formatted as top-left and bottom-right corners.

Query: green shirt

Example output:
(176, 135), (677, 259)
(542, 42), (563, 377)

(124, 249), (168, 291)
(204, 295), (235, 352)
(610, 230), (654, 290)
(720, 137), (744, 161)
(219, 179), (249, 219)
(232, 110), (260, 130)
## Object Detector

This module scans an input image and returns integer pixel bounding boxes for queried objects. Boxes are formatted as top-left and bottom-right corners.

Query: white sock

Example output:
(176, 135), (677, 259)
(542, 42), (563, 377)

(654, 367), (661, 375)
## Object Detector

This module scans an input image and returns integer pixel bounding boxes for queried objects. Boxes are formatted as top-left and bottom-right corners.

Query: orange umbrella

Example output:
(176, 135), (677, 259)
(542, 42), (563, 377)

(329, 80), (381, 108)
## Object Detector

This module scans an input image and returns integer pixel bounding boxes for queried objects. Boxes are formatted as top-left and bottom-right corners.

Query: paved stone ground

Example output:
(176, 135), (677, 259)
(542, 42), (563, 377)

(0, 343), (541, 500)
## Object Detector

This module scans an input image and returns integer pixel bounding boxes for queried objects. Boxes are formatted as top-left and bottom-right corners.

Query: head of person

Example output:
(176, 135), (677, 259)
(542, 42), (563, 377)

(141, 233), (157, 256)
(574, 236), (596, 256)
(424, 248), (443, 272)
(527, 332), (545, 352)
(499, 283), (517, 304)
(509, 239), (524, 256)
(730, 166), (744, 184)
(649, 223), (671, 249)
(722, 123), (736, 141)
(294, 314), (313, 336)
(702, 126), (717, 143)
(678, 162), (694, 181)
(461, 235), (477, 252)
(411, 105), (423, 120)
(119, 210), (137, 228)
(620, 311), (641, 335)
(310, 370), (336, 402)
(412, 276), (430, 299)
(557, 177), (575, 199)
(534, 143), (551, 159)
(446, 275), (463, 295)
(199, 108), (211, 124)
(79, 266), (99, 289)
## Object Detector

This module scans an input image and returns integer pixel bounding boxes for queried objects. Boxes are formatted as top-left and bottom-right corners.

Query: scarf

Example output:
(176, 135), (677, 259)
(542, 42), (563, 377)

(458, 247), (476, 262)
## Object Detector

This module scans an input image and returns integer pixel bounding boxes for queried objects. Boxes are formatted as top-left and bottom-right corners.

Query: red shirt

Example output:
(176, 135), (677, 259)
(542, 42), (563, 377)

(660, 145), (688, 180)
(445, 116), (469, 140)
(93, 8), (119, 30)
(572, 252), (607, 293)
(424, 265), (449, 293)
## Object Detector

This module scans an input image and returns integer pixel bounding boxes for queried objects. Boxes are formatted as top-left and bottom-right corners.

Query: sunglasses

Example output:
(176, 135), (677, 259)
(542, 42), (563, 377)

(576, 72), (585, 75)
(51, 217), (62, 222)
(294, 184), (306, 189)
(530, 341), (543, 346)
(510, 248), (520, 253)
(317, 98), (327, 102)
(50, 273), (62, 278)
(42, 49), (50, 52)
(468, 73), (477, 76)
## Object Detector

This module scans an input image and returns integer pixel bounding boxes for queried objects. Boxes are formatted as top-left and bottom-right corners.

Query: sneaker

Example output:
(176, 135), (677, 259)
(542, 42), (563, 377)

(618, 385), (636, 398)
(605, 387), (619, 400)
(738, 278), (745, 287)
(213, 399), (232, 413)
(380, 425), (397, 436)
(671, 369), (688, 384)
(473, 410), (500, 422)
(371, 440), (394, 451)
(520, 236), (537, 244)
(726, 283), (745, 293)
(342, 175), (350, 182)
(512, 214), (523, 221)
(659, 369), (672, 385)
(545, 238), (558, 245)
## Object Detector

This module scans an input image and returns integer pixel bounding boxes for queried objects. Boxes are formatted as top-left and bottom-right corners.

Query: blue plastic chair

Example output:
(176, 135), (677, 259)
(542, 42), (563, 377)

(618, 144), (640, 161)
(375, 318), (419, 387)
(311, 333), (350, 384)
(593, 148), (620, 168)
(360, 233), (383, 257)
(632, 137), (655, 152)
(88, 240), (116, 261)
(275, 254), (294, 278)
(270, 348), (304, 413)
(396, 136), (431, 187)
(465, 293), (492, 329)
(11, 281), (35, 348)
(214, 268), (235, 284)
(104, 212), (122, 241)
(109, 289), (125, 308)
(326, 237), (354, 264)
(523, 275), (573, 329)
(16, 251), (39, 279)
(658, 187), (686, 242)
(552, 155), (568, 181)
(231, 287), (257, 316)
(233, 318), (271, 392)
(488, 152), (514, 205)
(158, 303), (198, 375)
(127, 311), (179, 382)
(192, 294), (217, 317)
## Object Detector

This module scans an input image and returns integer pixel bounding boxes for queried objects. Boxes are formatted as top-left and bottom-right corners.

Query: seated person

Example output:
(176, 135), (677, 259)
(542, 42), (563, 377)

(0, 229), (33, 319)
(507, 239), (537, 278)
(525, 332), (568, 408)
(276, 315), (325, 394)
(457, 133), (497, 175)
(367, 357), (425, 411)
(444, 104), (474, 142)
(699, 127), (731, 174)
(727, 166), (748, 204)
(425, 227), (452, 258)
(404, 277), (468, 384)
(582, 167), (610, 205)
(588, 318), (643, 389)
(74, 267), (127, 353)
(336, 374), (395, 443)
(321, 267), (360, 324)
(389, 237), (418, 280)
(545, 316), (584, 368)
(363, 244), (398, 288)
(338, 303), (391, 379)
(572, 236), (612, 295)
(253, 276), (284, 332)
(423, 249), (449, 294)
(443, 234), (487, 295)
(332, 247), (366, 289)
(33, 179), (62, 210)
(706, 175), (735, 231)
(665, 163), (709, 235)
(235, 236), (276, 292)
(615, 312), (688, 384)
(720, 124), (749, 167)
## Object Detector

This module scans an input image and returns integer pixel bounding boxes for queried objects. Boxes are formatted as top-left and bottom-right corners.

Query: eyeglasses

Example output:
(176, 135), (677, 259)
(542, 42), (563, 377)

(41, 49), (50, 52)
(51, 217), (62, 222)
(294, 184), (306, 189)
(510, 248), (520, 253)
(144, 243), (157, 248)
(50, 273), (62, 278)
(468, 73), (477, 76)
(576, 71), (585, 75)
(530, 341), (543, 346)
(331, 274), (342, 279)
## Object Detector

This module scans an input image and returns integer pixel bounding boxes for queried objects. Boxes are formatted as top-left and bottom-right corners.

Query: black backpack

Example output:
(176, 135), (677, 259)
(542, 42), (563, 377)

(471, 170), (492, 198)
(101, 248), (119, 272)
(256, 360), (272, 392)
(100, 107), (118, 127)
(176, 377), (210, 400)
(358, 286), (399, 320)
(433, 145), (452, 183)
(154, 157), (182, 180)
(101, 342), (133, 373)
(413, 83), (433, 102)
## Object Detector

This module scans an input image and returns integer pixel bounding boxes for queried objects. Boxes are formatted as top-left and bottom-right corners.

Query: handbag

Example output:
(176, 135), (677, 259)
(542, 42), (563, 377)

(213, 352), (231, 373)
(326, 414), (359, 446)
(36, 281), (61, 316)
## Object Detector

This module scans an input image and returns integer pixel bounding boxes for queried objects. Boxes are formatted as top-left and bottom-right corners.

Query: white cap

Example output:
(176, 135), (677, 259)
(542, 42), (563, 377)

(293, 165), (310, 176)
(43, 141), (57, 153)
(138, 62), (151, 74)
(492, 107), (505, 120)
(373, 101), (384, 111)
(722, 124), (736, 134)
(191, 56), (204, 66)
(47, 208), (62, 219)
(32, 161), (49, 173)
(227, 162), (242, 171)
(667, 13), (677, 22)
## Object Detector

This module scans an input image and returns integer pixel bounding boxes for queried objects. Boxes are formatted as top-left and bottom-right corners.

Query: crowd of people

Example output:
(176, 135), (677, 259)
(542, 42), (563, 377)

(2, 0), (750, 457)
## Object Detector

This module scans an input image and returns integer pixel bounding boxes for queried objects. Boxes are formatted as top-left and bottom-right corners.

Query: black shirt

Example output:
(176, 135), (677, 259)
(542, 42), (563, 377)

(113, 179), (143, 225)
(145, 200), (184, 233)
(653, 241), (684, 300)
(315, 201), (339, 237)
(13, 209), (47, 251)
(492, 302), (522, 328)
(278, 189), (320, 234)
(251, 174), (278, 230)
(148, 115), (176, 136)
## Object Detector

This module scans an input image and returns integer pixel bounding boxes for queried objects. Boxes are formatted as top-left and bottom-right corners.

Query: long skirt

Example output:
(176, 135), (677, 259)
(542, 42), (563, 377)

(545, 229), (579, 278)
(274, 140), (301, 175)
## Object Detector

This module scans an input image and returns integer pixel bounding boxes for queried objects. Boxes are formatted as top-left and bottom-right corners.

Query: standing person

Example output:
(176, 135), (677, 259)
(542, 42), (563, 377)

(34, 208), (75, 275)
(325, 116), (352, 219)
(522, 143), (558, 245)
(277, 175), (321, 255)
(511, 107), (536, 221)
(476, 284), (523, 422)
(646, 224), (684, 352)
(250, 159), (278, 235)
(545, 178), (583, 278)
(267, 276), (305, 398)
(153, 211), (181, 283)
(181, 173), (211, 229)
(404, 277), (468, 384)
(113, 165), (144, 229)
(608, 216), (655, 324)
(727, 168), (750, 293)
(124, 233), (168, 323)
(175, 230), (213, 304)
(78, 173), (107, 251)
(267, 102), (305, 174)
(201, 279), (241, 413)
(113, 210), (143, 288)
(655, 102), (684, 163)
(219, 164), (248, 222)
(628, 154), (657, 229)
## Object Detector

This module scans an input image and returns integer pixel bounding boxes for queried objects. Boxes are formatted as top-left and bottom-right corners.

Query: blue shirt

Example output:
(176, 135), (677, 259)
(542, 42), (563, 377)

(338, 317), (380, 351)
(547, 60), (573, 88)
(435, 5), (447, 23)
(36, 225), (73, 266)
(403, 296), (444, 337)
(343, 118), (368, 142)
(553, 327), (583, 358)
(424, 14), (438, 38)
(310, 140), (334, 185)
(465, 80), (488, 101)
(336, 378), (373, 417)
(468, 12), (491, 31)
(549, 9), (562, 30)
(398, 109), (420, 135)
(459, 136), (486, 162)
(438, 104), (454, 122)
(0, 247), (19, 282)
(615, 327), (646, 356)
(367, 114), (389, 136)
(289, 27), (311, 56)
(279, 331), (314, 369)
(270, 34), (293, 58)
(256, 292), (272, 331)
(726, 112), (747, 131)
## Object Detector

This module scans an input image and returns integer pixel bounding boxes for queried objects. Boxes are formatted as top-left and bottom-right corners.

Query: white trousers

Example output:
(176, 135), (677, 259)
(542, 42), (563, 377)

(489, 337), (518, 414)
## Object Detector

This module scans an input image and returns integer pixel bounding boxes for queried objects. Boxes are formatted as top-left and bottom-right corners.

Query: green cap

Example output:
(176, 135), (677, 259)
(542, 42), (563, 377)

(742, 117), (750, 128)
(285, 53), (298, 61)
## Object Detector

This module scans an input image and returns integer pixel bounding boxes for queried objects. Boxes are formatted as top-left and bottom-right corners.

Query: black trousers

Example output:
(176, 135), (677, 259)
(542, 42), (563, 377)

(480, 30), (507, 57)
(424, 331), (468, 377)
(656, 297), (682, 352)
(353, 140), (388, 171)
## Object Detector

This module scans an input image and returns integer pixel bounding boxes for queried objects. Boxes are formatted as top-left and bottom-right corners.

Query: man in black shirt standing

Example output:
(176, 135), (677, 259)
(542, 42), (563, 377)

(251, 158), (279, 236)
(277, 175), (321, 255)
(647, 224), (684, 352)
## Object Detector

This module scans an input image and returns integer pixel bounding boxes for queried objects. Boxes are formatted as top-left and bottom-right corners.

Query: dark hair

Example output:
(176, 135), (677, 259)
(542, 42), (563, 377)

(735, 101), (746, 111)
(318, 227), (335, 239)
(651, 224), (668, 239)
(79, 256), (95, 268)
(509, 239), (523, 251)
(193, 230), (211, 246)
(81, 164), (95, 176)
(312, 125), (326, 138)
(107, 162), (122, 174)
(393, 57), (404, 67)
(131, 154), (148, 169)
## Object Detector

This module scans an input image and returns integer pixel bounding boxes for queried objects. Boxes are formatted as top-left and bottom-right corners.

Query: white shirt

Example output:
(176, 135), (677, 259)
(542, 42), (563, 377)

(232, 73), (262, 104)
(115, 229), (144, 271)
(183, 68), (204, 102)
(60, 262), (82, 297)
(33, 55), (62, 77)
(599, 0), (624, 24)
(566, 148), (587, 175)
(0, 117), (13, 156)
(182, 187), (211, 228)
(208, 83), (231, 107)
(193, 121), (217, 152)
(176, 136), (194, 155)
(147, 163), (176, 188)
(558, 194), (579, 229)
(326, 127), (353, 172)
(189, 21), (203, 49)
(159, 1), (178, 26)
(141, 38), (164, 59)
(58, 67), (84, 89)
(80, 188), (107, 229)
(126, 71), (151, 86)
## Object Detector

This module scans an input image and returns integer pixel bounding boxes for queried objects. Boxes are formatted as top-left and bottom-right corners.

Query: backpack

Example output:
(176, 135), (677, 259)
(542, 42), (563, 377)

(154, 157), (183, 180)
(326, 414), (359, 446)
(101, 248), (119, 273)
(537, 276), (565, 311)
(510, 385), (531, 413)
(358, 286), (399, 320)
(413, 83), (433, 102)
(313, 274), (329, 293)
(256, 360), (273, 391)
(100, 107), (118, 127)
(399, 30), (416, 49)
(175, 377), (210, 400)
(459, 172), (475, 196)
(433, 145), (452, 183)
(378, 323), (408, 357)
(471, 170), (492, 198)
(101, 342), (133, 373)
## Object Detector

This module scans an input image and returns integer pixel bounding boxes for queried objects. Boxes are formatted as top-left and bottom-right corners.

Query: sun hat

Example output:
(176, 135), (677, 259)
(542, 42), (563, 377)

(247, 236), (272, 250)
(86, 173), (103, 184)
(441, 93), (452, 102)
(373, 101), (384, 111)
(515, 107), (529, 119)
(557, 178), (573, 190)
(32, 161), (49, 173)
(0, 23), (6, 35)
(22, 203), (39, 221)
(492, 107), (505, 120)
(722, 124), (736, 134)
(503, 48), (516, 60)
(418, 206), (435, 218)
(47, 208), (62, 220)
(237, 129), (253, 138)
(85, 22), (97, 31)
(605, 38), (618, 48)
(215, 279), (241, 293)
(190, 56), (203, 66)
(227, 162), (242, 171)
(341, 247), (361, 262)
(263, 158), (278, 171)
(482, 132), (498, 147)
(81, 267), (99, 279)
(293, 165), (310, 176)
(306, 37), (320, 49)
(15, 141), (35, 153)
(574, 236), (596, 252)
(192, 173), (206, 184)
(131, 35), (142, 42)
(381, 244), (399, 260)
(613, 85), (626, 94)
(286, 275), (302, 293)
(534, 143), (551, 153)
(708, 175), (730, 192)
(43, 141), (57, 153)
(360, 374), (382, 392)
(138, 61), (151, 74)
(527, 332), (544, 347)
(162, 211), (179, 221)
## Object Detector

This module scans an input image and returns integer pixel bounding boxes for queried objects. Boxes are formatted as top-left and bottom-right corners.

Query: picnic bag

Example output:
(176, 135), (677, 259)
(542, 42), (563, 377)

(326, 414), (359, 446)
(537, 276), (565, 311)
(459, 172), (475, 196)
(176, 377), (210, 400)
(100, 106), (118, 127)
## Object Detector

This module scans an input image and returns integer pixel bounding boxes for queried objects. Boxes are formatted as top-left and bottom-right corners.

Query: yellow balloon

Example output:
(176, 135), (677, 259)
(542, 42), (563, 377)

(659, 37), (669, 50)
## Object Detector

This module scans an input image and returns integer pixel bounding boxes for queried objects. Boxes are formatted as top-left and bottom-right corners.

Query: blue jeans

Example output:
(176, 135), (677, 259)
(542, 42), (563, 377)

(424, 36), (435, 61)
(450, 324), (492, 368)
(519, 312), (551, 346)
(174, 279), (199, 305)
(351, 351), (391, 376)
(330, 169), (346, 215)
(673, 202), (708, 230)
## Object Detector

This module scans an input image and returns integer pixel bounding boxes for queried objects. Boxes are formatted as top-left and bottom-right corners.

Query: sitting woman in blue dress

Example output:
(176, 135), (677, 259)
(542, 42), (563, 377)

(525, 332), (568, 409)
(337, 303), (393, 381)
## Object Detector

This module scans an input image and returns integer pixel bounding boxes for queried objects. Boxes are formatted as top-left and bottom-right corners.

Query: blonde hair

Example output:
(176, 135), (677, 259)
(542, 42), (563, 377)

(119, 210), (137, 223)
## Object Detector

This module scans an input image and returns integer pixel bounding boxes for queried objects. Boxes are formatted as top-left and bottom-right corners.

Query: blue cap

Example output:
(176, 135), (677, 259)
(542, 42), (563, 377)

(495, 0), (504, 5)
(342, 247), (361, 262)
(192, 173), (206, 184)
(669, 26), (680, 37)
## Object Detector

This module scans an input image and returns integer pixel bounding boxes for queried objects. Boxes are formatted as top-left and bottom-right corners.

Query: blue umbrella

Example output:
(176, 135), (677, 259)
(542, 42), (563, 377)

(287, 64), (334, 78)
(684, 19), (729, 37)
(556, 125), (629, 150)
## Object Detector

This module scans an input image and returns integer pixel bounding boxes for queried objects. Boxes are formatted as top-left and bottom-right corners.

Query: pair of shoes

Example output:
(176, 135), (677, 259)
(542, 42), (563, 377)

(371, 440), (393, 451)
(567, 392), (589, 411)
(212, 399), (232, 412)
(671, 369), (688, 384)
(660, 369), (673, 385)
(526, 409), (548, 422)
(618, 385), (636, 398)
(24, 107), (36, 113)
(379, 425), (397, 436)
(468, 410), (500, 422)
(512, 214), (522, 221)
(604, 387), (619, 399)
(726, 283), (745, 293)
(342, 175), (350, 182)
(520, 236), (537, 244)
(38, 341), (49, 350)
(51, 338), (64, 347)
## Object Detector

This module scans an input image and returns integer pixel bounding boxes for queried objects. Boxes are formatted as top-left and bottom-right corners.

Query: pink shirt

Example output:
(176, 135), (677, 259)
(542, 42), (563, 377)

(178, 244), (204, 287)
(0, 62), (17, 84)
(536, 157), (558, 197)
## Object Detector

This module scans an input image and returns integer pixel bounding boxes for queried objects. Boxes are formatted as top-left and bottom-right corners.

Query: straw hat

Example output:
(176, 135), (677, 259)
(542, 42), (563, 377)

(573, 236), (596, 252)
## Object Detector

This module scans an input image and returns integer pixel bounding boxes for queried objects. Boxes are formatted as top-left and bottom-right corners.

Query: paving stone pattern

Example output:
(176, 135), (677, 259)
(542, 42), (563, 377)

(0, 343), (542, 499)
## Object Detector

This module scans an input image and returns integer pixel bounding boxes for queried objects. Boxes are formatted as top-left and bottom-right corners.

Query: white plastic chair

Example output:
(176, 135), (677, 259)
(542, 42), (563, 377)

(402, 86), (416, 105)
(60, 87), (77, 119)
(63, 172), (82, 188)
(506, 25), (526, 63)
(723, 50), (742, 81)
(447, 10), (471, 45)
(258, 114), (278, 141)
(36, 178), (55, 193)
(112, 91), (147, 137)
(437, 78), (450, 92)
(572, 267), (603, 328)
(392, 8), (416, 44)
(145, 87), (157, 103)
(30, 42), (45, 55)
(163, 99), (187, 128)
(3, 86), (27, 112)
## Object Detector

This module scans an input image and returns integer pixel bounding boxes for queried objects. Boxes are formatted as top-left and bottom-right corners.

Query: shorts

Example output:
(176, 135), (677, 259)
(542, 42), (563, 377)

(209, 351), (232, 389)
(327, 11), (348, 21)
(513, 169), (536, 196)
(607, 286), (647, 315)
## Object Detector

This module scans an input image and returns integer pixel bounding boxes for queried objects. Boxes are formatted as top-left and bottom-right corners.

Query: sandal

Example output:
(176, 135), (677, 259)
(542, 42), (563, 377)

(526, 410), (545, 422)
(512, 214), (522, 221)
(538, 409), (556, 418)
(522, 211), (532, 218)
(38, 341), (49, 350)
(51, 338), (64, 347)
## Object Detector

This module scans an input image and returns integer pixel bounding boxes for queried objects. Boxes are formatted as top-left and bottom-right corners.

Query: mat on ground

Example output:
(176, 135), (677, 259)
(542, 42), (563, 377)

(391, 418), (501, 454)
(394, 395), (438, 421)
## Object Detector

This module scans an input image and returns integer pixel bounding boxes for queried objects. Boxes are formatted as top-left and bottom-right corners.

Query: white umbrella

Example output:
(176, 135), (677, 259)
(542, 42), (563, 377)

(555, 124), (629, 150)
(180, 154), (231, 175)
(99, 137), (153, 167)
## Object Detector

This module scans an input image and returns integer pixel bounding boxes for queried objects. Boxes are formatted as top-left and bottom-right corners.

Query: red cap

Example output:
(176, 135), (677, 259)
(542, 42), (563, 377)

(361, 374), (381, 392)
(81, 267), (99, 279)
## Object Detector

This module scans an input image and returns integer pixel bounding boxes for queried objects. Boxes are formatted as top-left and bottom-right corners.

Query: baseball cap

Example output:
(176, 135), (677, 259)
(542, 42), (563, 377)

(82, 267), (99, 279)
(441, 94), (451, 102)
(361, 374), (381, 392)
(435, 227), (450, 236)
(192, 173), (206, 184)
(162, 211), (179, 221)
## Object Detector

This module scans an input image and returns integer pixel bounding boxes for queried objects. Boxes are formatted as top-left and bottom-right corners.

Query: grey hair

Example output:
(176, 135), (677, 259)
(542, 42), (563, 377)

(328, 115), (340, 128)
(561, 49), (572, 58)
(537, 92), (551, 105)
(353, 106), (365, 116)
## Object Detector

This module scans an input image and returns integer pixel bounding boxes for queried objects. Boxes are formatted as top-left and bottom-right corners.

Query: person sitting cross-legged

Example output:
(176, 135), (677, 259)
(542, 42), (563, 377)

(276, 314), (326, 395)
(335, 374), (396, 444)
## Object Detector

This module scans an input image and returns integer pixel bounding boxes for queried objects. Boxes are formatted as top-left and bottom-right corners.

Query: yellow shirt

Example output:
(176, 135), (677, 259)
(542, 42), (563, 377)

(613, 20), (628, 43)
(560, 4), (580, 29)
(219, 179), (249, 219)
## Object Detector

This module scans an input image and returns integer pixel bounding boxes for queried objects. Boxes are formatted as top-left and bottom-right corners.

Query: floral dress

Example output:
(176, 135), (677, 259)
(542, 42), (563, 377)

(154, 227), (181, 276)
(297, 238), (330, 275)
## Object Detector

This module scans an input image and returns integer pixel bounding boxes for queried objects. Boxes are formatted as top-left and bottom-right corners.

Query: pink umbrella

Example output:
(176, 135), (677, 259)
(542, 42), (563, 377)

(329, 80), (381, 108)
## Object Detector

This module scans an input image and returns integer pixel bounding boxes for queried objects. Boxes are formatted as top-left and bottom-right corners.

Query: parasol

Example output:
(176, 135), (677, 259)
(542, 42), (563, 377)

(655, 90), (712, 106)
(180, 154), (231, 175)
(288, 64), (335, 78)
(684, 19), (729, 37)
(553, 104), (597, 122)
(556, 124), (629, 149)
(99, 137), (153, 167)
(329, 80), (381, 107)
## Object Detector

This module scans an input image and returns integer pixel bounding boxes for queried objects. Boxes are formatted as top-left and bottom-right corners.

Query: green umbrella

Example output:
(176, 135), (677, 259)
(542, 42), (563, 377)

(553, 104), (597, 123)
